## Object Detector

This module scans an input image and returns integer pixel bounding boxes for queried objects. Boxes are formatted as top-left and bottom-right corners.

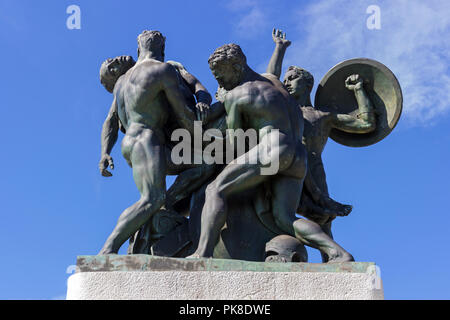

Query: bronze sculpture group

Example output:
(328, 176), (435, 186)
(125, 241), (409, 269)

(97, 29), (402, 263)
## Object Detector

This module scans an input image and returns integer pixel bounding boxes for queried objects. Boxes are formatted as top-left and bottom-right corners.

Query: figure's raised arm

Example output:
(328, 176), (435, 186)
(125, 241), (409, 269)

(266, 28), (291, 79)
(331, 74), (376, 133)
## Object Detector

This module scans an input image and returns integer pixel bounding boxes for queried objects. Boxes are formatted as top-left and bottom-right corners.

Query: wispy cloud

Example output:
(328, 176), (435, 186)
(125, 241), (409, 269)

(284, 0), (450, 125)
(226, 0), (268, 38)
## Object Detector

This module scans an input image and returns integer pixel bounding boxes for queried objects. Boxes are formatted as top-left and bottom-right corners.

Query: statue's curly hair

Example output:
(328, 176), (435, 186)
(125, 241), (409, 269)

(285, 66), (314, 90)
(208, 44), (247, 68)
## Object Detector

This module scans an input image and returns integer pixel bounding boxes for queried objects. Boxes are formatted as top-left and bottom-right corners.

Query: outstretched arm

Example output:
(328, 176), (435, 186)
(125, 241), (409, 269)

(266, 28), (291, 79)
(331, 74), (376, 133)
(99, 98), (119, 177)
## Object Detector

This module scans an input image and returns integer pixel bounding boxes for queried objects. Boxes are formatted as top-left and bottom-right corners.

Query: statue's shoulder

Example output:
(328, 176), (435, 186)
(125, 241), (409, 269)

(260, 73), (290, 98)
(166, 60), (189, 82)
(136, 60), (180, 82)
(260, 72), (279, 81)
(260, 73), (284, 86)
(135, 59), (169, 70)
(166, 60), (187, 73)
(225, 84), (253, 106)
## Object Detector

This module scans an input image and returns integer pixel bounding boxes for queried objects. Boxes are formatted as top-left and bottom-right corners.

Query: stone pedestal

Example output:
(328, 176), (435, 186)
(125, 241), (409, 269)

(66, 255), (383, 300)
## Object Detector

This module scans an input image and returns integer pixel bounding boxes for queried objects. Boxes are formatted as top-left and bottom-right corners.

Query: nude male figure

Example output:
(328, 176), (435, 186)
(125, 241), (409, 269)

(98, 30), (200, 254)
(267, 29), (376, 261)
(98, 54), (218, 211)
(189, 44), (353, 262)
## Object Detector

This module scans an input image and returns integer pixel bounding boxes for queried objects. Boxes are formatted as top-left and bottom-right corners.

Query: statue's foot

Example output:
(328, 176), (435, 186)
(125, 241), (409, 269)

(341, 204), (353, 216)
(326, 249), (354, 263)
(185, 253), (202, 259)
(321, 197), (353, 217)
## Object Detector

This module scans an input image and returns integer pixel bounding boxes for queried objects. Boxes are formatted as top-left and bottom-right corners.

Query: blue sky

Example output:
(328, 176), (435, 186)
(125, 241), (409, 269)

(0, 0), (449, 299)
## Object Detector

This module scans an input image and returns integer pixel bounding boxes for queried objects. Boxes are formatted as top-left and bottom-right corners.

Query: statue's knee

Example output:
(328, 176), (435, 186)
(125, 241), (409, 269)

(294, 219), (320, 235)
(293, 219), (306, 232)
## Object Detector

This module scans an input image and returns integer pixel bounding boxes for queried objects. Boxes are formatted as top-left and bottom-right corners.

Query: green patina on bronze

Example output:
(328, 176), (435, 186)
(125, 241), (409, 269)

(76, 255), (375, 274)
(315, 58), (403, 147)
(95, 28), (402, 265)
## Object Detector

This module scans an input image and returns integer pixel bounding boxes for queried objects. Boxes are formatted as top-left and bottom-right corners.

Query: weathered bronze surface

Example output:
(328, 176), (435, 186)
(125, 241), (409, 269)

(94, 28), (402, 265)
(315, 58), (403, 147)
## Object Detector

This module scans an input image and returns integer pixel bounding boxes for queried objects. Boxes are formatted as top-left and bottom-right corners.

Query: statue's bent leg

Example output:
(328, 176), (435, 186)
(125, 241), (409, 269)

(271, 174), (351, 262)
(191, 133), (293, 258)
(310, 159), (329, 196)
(271, 175), (303, 237)
(309, 159), (341, 262)
(271, 138), (307, 235)
(292, 219), (354, 262)
(166, 163), (217, 209)
(99, 129), (166, 254)
(192, 163), (265, 257)
(319, 221), (333, 262)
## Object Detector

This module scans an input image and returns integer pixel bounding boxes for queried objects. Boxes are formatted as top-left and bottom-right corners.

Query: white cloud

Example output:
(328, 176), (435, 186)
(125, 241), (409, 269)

(284, 0), (450, 125)
(226, 0), (268, 38)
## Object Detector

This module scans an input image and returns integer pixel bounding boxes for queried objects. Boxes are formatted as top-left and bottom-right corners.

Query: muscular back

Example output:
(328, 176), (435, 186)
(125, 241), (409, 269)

(114, 60), (178, 132)
(226, 73), (303, 142)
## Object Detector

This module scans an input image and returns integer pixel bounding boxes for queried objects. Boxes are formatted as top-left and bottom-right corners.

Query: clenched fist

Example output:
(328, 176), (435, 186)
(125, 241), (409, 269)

(345, 74), (364, 91)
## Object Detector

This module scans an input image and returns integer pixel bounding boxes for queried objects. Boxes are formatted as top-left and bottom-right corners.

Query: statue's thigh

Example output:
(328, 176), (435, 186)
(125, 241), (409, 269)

(130, 131), (166, 197)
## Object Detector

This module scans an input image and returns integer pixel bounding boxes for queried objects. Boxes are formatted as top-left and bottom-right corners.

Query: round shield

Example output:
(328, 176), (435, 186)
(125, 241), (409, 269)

(314, 58), (402, 147)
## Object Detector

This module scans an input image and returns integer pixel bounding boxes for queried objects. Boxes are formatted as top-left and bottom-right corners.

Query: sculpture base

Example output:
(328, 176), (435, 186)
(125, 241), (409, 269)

(66, 255), (384, 300)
